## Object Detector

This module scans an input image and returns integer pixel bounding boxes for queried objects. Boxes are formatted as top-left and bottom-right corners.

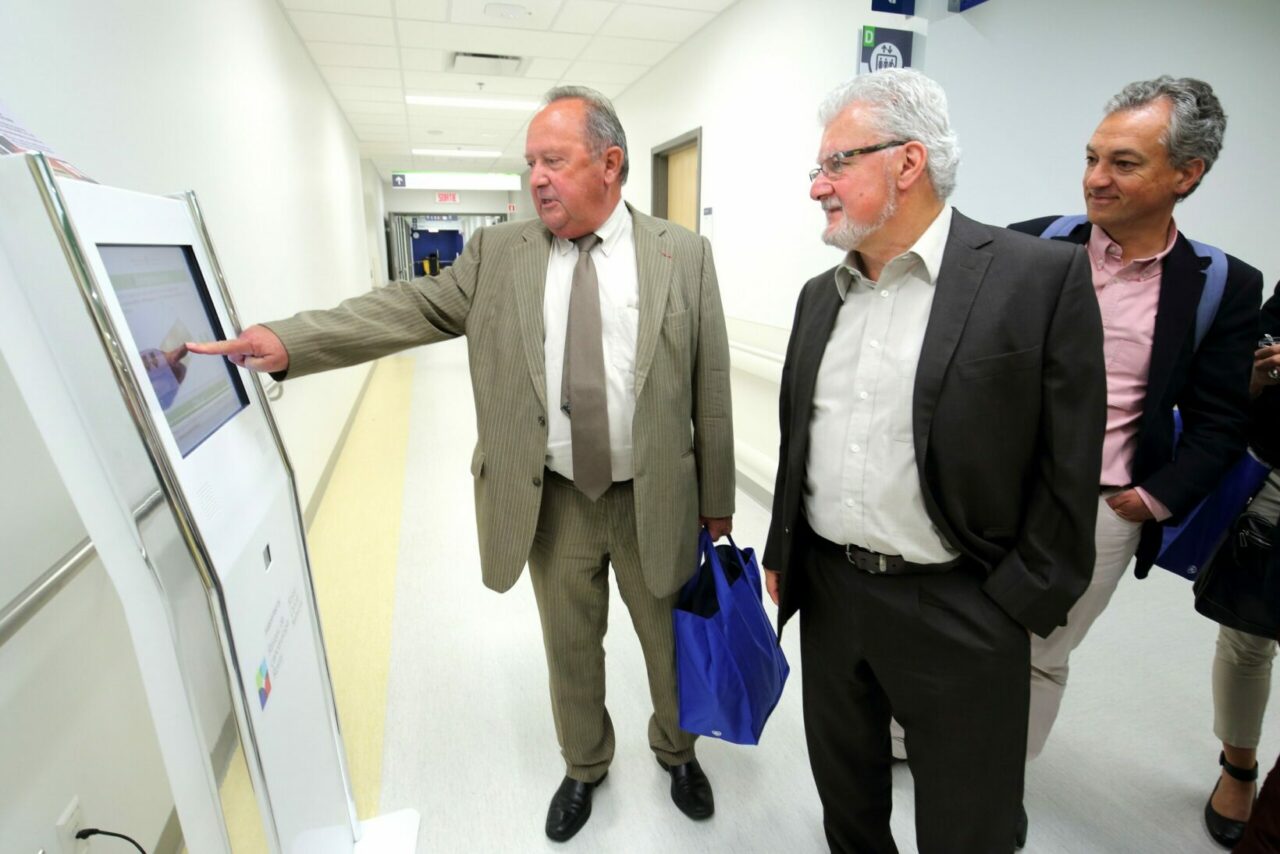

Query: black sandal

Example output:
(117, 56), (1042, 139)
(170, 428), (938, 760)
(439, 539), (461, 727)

(1204, 750), (1259, 848)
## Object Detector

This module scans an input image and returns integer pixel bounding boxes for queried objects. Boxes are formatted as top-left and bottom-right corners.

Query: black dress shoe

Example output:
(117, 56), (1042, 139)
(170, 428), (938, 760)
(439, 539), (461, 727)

(1015, 803), (1028, 849)
(545, 772), (606, 842)
(1205, 751), (1258, 848)
(657, 757), (714, 820)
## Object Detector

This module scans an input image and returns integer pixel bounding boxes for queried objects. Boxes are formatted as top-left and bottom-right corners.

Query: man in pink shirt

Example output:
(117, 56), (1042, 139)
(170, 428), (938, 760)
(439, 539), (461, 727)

(1011, 76), (1263, 846)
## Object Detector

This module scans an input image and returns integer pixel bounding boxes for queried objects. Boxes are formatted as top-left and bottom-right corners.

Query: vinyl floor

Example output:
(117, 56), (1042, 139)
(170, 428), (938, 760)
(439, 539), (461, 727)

(310, 340), (1279, 854)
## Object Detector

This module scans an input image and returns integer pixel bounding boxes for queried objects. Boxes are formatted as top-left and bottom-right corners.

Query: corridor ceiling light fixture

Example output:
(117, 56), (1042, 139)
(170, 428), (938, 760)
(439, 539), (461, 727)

(413, 148), (503, 158)
(405, 94), (540, 111)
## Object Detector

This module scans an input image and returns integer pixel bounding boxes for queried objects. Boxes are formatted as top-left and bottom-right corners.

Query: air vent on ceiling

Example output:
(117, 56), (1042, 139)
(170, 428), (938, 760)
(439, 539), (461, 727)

(452, 52), (524, 76)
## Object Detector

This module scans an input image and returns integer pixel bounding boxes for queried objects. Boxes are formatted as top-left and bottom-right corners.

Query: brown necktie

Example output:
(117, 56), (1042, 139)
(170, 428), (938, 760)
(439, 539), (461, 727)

(560, 233), (611, 500)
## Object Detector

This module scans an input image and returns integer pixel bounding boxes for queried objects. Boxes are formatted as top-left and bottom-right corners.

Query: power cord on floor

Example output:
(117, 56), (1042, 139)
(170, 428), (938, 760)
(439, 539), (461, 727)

(74, 827), (148, 853)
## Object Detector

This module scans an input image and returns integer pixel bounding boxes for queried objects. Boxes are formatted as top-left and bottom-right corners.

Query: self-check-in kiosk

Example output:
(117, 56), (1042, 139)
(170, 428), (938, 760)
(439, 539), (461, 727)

(0, 153), (419, 853)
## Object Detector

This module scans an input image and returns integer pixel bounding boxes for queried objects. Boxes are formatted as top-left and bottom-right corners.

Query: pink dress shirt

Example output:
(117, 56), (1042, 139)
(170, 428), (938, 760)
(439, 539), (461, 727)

(1088, 223), (1177, 520)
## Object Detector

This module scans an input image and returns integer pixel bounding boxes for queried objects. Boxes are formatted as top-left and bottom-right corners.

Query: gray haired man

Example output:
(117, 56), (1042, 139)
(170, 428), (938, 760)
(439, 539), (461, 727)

(1010, 75), (1263, 846)
(763, 69), (1106, 853)
(191, 85), (735, 843)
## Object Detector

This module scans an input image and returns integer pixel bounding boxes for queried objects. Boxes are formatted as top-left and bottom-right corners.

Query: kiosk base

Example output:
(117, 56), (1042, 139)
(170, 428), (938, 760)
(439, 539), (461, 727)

(355, 809), (421, 852)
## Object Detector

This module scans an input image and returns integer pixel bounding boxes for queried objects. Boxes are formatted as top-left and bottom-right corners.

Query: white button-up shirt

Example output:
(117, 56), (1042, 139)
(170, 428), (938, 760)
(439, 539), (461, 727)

(543, 201), (639, 482)
(803, 205), (960, 564)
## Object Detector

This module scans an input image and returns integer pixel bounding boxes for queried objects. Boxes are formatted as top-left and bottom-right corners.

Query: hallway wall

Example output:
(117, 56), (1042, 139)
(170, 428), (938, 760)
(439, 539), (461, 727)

(0, 0), (379, 850)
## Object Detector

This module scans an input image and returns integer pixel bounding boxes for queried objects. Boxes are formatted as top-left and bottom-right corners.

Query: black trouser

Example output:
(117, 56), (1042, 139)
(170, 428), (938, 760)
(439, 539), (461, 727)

(799, 545), (1030, 854)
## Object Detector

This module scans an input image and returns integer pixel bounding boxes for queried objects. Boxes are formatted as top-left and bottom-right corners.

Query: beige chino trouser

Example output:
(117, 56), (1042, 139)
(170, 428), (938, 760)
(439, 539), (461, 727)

(526, 473), (696, 783)
(1027, 491), (1144, 760)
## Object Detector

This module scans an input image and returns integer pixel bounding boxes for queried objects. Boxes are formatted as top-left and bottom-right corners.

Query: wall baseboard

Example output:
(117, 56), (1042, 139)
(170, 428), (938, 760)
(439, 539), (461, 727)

(736, 465), (772, 510)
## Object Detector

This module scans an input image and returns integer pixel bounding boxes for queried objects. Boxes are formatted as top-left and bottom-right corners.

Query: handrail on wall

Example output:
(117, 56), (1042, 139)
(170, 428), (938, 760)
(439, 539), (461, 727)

(0, 490), (164, 648)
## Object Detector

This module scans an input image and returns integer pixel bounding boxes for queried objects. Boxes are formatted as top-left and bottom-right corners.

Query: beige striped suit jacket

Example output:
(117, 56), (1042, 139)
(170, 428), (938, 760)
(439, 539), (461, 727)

(267, 205), (735, 598)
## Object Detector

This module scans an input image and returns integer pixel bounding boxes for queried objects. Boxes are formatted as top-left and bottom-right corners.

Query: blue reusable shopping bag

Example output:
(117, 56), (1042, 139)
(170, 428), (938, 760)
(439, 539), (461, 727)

(673, 529), (789, 745)
(1156, 411), (1271, 580)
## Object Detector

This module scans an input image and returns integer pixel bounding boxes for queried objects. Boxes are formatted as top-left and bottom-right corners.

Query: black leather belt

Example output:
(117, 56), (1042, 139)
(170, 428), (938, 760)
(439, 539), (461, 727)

(812, 535), (963, 575)
(545, 469), (632, 489)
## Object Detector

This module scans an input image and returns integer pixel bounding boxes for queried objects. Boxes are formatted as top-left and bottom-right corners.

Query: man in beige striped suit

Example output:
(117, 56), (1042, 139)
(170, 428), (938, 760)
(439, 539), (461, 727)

(190, 86), (735, 843)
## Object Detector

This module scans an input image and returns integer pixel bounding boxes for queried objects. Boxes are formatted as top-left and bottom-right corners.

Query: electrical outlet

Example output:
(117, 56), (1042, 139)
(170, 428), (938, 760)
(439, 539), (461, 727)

(54, 797), (89, 854)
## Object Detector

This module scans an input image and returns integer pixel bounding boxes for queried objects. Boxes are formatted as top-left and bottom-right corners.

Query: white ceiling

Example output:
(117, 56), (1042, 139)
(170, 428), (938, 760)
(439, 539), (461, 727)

(278, 0), (739, 182)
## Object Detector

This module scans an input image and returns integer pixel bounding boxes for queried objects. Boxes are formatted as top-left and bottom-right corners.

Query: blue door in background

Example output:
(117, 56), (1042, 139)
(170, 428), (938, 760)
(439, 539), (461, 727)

(411, 229), (464, 274)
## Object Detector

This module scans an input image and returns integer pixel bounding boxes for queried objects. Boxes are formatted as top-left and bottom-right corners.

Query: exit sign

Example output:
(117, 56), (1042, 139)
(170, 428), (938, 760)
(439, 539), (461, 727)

(436, 191), (459, 204)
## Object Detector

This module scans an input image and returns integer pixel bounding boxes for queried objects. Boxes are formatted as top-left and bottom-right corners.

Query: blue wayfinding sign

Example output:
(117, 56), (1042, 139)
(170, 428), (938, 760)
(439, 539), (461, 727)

(948, 0), (991, 10)
(872, 0), (916, 14)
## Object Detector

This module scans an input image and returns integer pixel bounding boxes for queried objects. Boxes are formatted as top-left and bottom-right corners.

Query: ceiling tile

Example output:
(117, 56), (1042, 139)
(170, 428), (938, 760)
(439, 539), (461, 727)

(524, 58), (572, 80)
(449, 0), (562, 30)
(562, 60), (648, 85)
(621, 0), (736, 10)
(287, 11), (397, 45)
(338, 99), (407, 116)
(400, 47), (449, 71)
(403, 70), (549, 96)
(577, 36), (674, 64)
(552, 0), (618, 34)
(308, 42), (401, 67)
(345, 111), (409, 125)
(398, 20), (590, 59)
(352, 122), (411, 134)
(408, 129), (514, 145)
(330, 84), (405, 103)
(407, 110), (531, 131)
(394, 0), (449, 21)
(597, 5), (713, 41)
(282, 0), (393, 14)
(359, 142), (411, 154)
(322, 66), (403, 87)
(358, 130), (412, 142)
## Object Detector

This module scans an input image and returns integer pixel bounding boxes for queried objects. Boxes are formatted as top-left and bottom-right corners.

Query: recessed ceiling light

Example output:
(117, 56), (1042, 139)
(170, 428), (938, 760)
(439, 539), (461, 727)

(484, 3), (531, 20)
(413, 148), (504, 158)
(406, 94), (540, 111)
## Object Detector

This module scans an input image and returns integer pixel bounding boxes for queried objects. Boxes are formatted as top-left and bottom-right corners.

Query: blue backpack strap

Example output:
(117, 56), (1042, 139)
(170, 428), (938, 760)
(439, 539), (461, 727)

(1039, 214), (1089, 239)
(1186, 238), (1228, 351)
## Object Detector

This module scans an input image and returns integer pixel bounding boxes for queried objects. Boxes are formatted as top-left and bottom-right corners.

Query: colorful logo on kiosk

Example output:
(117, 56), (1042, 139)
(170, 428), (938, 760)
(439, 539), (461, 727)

(256, 659), (272, 709)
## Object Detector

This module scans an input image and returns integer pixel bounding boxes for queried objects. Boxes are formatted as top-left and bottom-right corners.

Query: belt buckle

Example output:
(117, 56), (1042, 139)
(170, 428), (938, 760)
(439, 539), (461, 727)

(878, 553), (886, 573)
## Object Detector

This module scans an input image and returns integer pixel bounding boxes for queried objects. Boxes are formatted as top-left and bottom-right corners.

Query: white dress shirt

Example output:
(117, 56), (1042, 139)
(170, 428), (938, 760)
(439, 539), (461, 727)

(803, 205), (960, 564)
(544, 200), (639, 482)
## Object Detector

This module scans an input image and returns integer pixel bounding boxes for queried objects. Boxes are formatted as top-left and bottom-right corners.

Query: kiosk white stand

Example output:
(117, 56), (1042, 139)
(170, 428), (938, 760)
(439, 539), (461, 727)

(0, 153), (419, 853)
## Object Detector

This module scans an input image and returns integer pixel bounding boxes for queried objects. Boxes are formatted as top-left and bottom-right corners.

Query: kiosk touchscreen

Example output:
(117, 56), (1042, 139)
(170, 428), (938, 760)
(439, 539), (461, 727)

(99, 244), (248, 455)
(0, 155), (418, 853)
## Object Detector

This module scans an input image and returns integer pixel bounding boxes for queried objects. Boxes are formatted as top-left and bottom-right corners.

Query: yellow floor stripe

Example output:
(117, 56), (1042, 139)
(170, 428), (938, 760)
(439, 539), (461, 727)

(308, 356), (415, 819)
(219, 355), (414, 849)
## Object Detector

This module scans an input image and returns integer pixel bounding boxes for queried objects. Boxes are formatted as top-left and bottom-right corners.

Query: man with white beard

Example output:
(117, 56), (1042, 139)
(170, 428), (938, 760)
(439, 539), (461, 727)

(761, 69), (1107, 853)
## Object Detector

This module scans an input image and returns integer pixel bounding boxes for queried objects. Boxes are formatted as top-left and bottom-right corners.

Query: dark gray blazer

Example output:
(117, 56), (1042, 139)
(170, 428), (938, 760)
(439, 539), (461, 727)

(763, 210), (1107, 637)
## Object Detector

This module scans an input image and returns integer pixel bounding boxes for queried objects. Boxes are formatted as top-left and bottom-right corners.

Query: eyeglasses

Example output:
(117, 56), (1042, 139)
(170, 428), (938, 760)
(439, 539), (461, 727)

(809, 140), (910, 182)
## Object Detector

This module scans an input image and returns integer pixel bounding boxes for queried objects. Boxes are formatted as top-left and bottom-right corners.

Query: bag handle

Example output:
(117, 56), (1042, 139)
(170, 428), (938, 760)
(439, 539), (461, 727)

(700, 529), (762, 607)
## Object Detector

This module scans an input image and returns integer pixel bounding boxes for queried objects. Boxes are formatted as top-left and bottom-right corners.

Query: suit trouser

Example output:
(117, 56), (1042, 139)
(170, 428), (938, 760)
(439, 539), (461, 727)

(800, 543), (1030, 854)
(1211, 474), (1280, 749)
(1026, 493), (1142, 759)
(526, 472), (696, 783)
